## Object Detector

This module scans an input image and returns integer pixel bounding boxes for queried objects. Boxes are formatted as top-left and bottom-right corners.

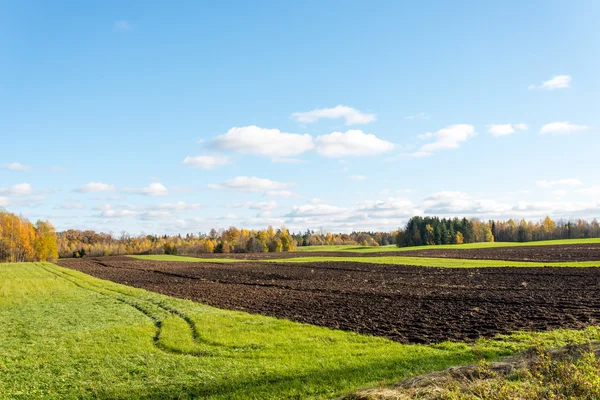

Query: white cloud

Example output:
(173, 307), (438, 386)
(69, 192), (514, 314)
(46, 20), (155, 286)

(552, 190), (568, 197)
(4, 162), (31, 171)
(577, 187), (600, 195)
(488, 123), (528, 137)
(540, 122), (588, 135)
(211, 126), (314, 158)
(349, 175), (366, 181)
(76, 182), (117, 193)
(140, 211), (174, 221)
(227, 201), (277, 211)
(315, 130), (394, 157)
(0, 183), (34, 196)
(416, 132), (433, 140)
(292, 105), (376, 125)
(183, 155), (230, 169)
(0, 197), (8, 207)
(158, 202), (202, 211)
(423, 191), (512, 215)
(536, 179), (582, 187)
(286, 204), (347, 218)
(413, 124), (477, 155)
(405, 112), (428, 120)
(529, 75), (572, 90)
(95, 204), (136, 218)
(209, 176), (292, 192)
(126, 183), (169, 197)
(114, 20), (132, 31)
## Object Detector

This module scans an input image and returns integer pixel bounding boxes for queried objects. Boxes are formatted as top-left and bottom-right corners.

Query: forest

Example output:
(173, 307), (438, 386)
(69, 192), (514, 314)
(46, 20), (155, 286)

(397, 216), (600, 247)
(0, 211), (58, 262)
(2, 208), (600, 260)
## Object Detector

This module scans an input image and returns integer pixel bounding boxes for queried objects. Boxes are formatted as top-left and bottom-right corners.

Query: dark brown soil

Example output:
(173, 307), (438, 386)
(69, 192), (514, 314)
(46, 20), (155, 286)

(168, 243), (600, 262)
(57, 257), (600, 344)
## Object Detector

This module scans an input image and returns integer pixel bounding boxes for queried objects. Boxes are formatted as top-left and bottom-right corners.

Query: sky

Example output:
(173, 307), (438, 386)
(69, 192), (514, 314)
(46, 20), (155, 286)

(1, 0), (599, 235)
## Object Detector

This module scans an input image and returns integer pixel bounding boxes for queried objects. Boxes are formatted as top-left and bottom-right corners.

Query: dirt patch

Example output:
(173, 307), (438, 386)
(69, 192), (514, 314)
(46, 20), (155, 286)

(57, 257), (600, 344)
(167, 243), (600, 262)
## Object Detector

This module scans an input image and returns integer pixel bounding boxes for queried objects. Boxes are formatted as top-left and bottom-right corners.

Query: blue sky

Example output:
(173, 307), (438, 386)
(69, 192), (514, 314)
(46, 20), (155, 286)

(1, 0), (599, 235)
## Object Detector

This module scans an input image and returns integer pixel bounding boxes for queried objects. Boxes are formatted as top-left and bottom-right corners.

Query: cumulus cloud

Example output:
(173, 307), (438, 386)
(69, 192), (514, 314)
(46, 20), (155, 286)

(4, 162), (31, 171)
(210, 126), (314, 158)
(488, 123), (528, 137)
(0, 183), (34, 196)
(76, 182), (117, 193)
(182, 155), (230, 169)
(529, 75), (571, 90)
(314, 130), (394, 157)
(291, 105), (376, 125)
(577, 187), (600, 195)
(125, 183), (169, 197)
(0, 197), (8, 207)
(209, 176), (292, 192)
(540, 122), (588, 135)
(409, 124), (477, 156)
(536, 179), (583, 187)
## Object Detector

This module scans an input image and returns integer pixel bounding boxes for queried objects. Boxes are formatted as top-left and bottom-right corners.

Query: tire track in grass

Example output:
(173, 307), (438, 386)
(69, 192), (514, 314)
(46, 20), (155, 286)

(37, 263), (230, 357)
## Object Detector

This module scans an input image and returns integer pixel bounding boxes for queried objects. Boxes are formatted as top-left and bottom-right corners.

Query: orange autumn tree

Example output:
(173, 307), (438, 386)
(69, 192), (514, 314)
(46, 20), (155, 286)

(0, 210), (58, 262)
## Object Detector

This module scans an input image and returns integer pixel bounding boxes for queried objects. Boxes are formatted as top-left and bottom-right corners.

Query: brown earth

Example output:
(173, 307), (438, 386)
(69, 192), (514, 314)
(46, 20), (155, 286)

(57, 256), (600, 344)
(168, 243), (600, 262)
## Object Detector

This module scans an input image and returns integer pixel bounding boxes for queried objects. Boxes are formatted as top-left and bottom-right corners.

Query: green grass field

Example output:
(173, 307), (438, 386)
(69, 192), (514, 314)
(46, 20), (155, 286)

(294, 238), (600, 253)
(3, 262), (600, 399)
(131, 254), (600, 268)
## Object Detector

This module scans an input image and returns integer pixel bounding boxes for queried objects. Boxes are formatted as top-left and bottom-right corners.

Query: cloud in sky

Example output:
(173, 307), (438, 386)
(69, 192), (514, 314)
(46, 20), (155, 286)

(529, 75), (572, 90)
(291, 105), (376, 125)
(182, 154), (230, 169)
(540, 122), (588, 135)
(209, 176), (292, 192)
(314, 130), (394, 157)
(209, 126), (393, 159)
(488, 123), (528, 136)
(210, 126), (314, 158)
(76, 182), (117, 193)
(0, 183), (34, 196)
(408, 124), (477, 157)
(4, 162), (32, 171)
(125, 183), (169, 197)
(536, 179), (583, 188)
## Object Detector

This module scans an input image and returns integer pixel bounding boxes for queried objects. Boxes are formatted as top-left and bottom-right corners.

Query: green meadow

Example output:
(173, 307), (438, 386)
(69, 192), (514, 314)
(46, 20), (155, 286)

(293, 238), (600, 253)
(3, 262), (600, 399)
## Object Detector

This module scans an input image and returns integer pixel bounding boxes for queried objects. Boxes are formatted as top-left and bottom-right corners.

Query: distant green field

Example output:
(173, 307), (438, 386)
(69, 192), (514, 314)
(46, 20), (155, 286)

(132, 254), (600, 268)
(294, 238), (600, 253)
(3, 262), (600, 399)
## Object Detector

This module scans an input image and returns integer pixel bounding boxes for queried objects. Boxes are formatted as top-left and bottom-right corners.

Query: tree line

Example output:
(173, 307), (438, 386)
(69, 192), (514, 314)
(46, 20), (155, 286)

(397, 216), (600, 247)
(0, 211), (58, 262)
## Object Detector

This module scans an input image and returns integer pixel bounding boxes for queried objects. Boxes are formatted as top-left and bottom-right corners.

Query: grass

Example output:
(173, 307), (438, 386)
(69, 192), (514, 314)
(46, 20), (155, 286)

(346, 345), (600, 399)
(131, 254), (600, 268)
(294, 238), (600, 253)
(3, 262), (600, 399)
